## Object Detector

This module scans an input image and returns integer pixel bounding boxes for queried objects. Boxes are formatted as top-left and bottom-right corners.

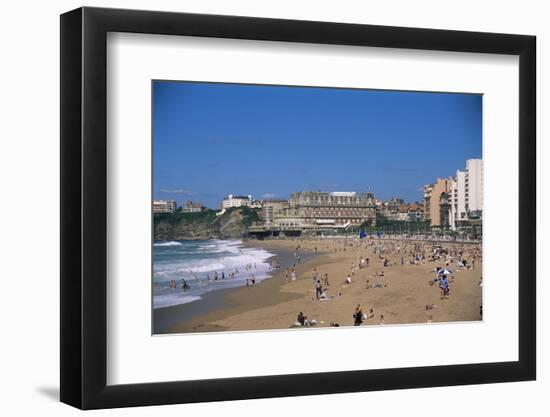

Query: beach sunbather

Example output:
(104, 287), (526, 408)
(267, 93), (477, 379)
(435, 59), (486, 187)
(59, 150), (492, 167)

(297, 312), (306, 326)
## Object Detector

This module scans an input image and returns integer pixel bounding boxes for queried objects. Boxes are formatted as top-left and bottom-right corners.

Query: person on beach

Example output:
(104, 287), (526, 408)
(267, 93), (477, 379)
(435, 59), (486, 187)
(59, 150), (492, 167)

(291, 269), (297, 281)
(297, 312), (306, 326)
(315, 279), (322, 299)
(323, 273), (329, 286)
(353, 304), (363, 326)
(346, 274), (352, 284)
(319, 291), (333, 301)
(439, 275), (450, 298)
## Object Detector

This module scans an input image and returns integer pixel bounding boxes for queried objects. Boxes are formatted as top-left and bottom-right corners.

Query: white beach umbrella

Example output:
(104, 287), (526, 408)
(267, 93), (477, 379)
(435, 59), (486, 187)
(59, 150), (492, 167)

(438, 268), (453, 275)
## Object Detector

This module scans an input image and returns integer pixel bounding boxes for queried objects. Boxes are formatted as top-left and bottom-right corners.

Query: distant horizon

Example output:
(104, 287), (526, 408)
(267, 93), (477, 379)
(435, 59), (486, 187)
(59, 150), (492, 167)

(153, 81), (482, 209)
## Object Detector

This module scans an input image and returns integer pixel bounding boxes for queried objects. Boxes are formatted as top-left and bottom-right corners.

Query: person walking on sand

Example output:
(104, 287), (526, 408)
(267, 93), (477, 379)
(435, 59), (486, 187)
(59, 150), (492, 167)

(353, 304), (363, 326)
(439, 275), (450, 298)
(315, 279), (322, 299)
(291, 269), (297, 281)
(323, 272), (329, 286)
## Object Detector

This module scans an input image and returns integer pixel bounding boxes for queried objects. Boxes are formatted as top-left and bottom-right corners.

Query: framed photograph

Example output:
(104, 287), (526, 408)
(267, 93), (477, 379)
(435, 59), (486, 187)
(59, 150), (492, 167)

(60, 7), (536, 409)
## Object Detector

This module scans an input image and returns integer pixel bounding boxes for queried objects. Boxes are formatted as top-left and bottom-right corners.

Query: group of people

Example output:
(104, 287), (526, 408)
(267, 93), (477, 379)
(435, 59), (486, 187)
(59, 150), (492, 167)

(295, 311), (317, 327)
(265, 237), (481, 329)
(168, 279), (190, 291)
(353, 304), (382, 326)
(284, 268), (298, 282)
(311, 268), (334, 300)
(207, 268), (240, 281)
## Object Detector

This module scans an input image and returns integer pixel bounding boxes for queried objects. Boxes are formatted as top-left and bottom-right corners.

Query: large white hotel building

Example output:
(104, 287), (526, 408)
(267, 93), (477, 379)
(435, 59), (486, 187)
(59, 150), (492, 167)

(424, 158), (483, 230)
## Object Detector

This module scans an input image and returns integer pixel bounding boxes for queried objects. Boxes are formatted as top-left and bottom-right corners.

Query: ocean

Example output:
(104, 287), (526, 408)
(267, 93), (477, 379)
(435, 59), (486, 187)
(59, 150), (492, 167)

(153, 239), (275, 309)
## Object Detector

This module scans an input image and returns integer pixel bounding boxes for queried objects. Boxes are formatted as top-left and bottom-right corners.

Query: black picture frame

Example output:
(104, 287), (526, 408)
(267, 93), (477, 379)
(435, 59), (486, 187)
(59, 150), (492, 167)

(60, 6), (536, 410)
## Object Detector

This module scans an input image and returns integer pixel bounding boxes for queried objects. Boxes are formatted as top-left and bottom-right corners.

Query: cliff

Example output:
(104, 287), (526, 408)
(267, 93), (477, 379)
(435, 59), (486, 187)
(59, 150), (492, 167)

(153, 207), (260, 241)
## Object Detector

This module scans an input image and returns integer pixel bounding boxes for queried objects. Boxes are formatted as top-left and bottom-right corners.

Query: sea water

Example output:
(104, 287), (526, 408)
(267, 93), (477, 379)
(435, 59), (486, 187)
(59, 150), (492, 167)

(153, 240), (275, 309)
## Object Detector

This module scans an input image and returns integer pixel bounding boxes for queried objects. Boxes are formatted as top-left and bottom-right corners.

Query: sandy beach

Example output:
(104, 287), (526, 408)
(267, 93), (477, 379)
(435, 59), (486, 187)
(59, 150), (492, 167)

(158, 237), (482, 334)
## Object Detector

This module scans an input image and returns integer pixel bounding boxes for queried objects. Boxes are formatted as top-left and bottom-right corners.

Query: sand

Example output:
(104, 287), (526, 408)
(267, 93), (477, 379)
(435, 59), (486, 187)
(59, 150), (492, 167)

(162, 237), (483, 334)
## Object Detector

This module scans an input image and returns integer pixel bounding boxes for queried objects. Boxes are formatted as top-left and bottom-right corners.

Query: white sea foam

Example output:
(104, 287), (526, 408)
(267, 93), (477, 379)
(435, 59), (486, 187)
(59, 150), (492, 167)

(153, 239), (275, 309)
(153, 293), (202, 308)
(154, 241), (183, 247)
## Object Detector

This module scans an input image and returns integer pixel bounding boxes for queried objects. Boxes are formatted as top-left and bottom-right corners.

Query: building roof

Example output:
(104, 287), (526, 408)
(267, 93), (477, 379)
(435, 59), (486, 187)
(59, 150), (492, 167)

(225, 195), (251, 200)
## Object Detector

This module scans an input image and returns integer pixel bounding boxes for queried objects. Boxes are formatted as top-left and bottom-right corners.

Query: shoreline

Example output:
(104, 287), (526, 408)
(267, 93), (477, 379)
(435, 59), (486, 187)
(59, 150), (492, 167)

(155, 237), (483, 334)
(153, 242), (319, 334)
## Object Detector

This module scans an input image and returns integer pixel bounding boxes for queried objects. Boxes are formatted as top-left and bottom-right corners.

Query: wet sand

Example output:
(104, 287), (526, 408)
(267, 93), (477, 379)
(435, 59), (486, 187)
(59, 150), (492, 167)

(154, 246), (317, 334)
(157, 237), (482, 334)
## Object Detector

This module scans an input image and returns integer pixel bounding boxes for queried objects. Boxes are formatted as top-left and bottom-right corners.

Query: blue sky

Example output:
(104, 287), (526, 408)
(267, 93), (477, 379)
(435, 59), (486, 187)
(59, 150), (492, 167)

(153, 81), (482, 209)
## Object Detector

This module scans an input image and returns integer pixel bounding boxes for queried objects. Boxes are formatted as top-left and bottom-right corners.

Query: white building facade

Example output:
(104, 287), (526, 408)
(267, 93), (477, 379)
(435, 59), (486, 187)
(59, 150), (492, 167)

(449, 158), (483, 230)
(181, 200), (204, 213)
(466, 158), (483, 215)
(221, 194), (252, 209)
(153, 200), (177, 213)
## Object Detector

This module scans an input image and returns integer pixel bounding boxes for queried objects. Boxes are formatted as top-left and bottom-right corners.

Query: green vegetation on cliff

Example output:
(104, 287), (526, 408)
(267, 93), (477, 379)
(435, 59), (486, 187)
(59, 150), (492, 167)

(153, 207), (261, 241)
(154, 209), (218, 225)
(229, 206), (260, 226)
